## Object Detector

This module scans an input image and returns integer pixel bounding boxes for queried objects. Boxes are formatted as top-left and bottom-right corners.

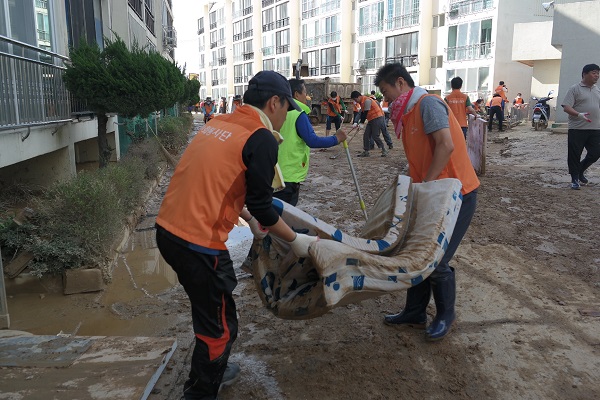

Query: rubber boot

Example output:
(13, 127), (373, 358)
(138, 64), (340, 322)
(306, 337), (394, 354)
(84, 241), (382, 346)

(426, 268), (456, 341)
(383, 279), (431, 328)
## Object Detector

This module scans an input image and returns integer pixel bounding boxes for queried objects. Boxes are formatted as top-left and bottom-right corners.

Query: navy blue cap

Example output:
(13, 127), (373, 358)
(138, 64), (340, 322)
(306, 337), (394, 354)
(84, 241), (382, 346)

(247, 71), (302, 112)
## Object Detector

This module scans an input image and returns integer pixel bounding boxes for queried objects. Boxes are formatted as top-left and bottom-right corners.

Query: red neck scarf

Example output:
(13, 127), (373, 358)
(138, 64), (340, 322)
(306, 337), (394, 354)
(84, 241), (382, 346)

(389, 88), (414, 138)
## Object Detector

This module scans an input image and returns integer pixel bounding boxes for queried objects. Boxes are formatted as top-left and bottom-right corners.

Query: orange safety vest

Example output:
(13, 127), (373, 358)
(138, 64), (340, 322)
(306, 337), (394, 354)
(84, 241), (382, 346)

(445, 89), (469, 128)
(353, 101), (361, 112)
(495, 85), (507, 101)
(157, 105), (266, 249)
(323, 96), (343, 117)
(490, 96), (503, 107)
(400, 94), (480, 195)
(358, 96), (384, 121)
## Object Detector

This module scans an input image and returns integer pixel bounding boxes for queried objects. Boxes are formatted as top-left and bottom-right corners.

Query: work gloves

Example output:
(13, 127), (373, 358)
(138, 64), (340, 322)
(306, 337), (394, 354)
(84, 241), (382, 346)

(578, 112), (592, 122)
(247, 217), (269, 239)
(289, 233), (319, 258)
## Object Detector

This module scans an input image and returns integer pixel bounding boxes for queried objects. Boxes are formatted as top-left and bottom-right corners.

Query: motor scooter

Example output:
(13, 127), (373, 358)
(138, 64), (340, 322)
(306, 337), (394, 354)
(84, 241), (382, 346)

(531, 90), (554, 131)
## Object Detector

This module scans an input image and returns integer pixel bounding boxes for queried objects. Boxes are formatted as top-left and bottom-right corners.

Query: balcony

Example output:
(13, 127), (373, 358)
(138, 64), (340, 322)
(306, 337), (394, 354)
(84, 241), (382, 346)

(358, 21), (383, 36)
(448, 0), (494, 19)
(261, 46), (275, 56)
(446, 42), (492, 61)
(212, 79), (220, 86)
(385, 12), (420, 31)
(243, 6), (253, 16)
(243, 52), (254, 61)
(233, 33), (242, 41)
(242, 29), (253, 39)
(276, 18), (289, 29)
(210, 21), (217, 29)
(302, 0), (341, 19)
(276, 44), (289, 54)
(0, 35), (89, 130)
(301, 31), (341, 48)
(354, 58), (384, 72)
(197, 27), (204, 34)
(321, 64), (340, 75)
(263, 22), (275, 32)
(35, 0), (48, 8)
(37, 29), (50, 42)
(234, 76), (251, 83)
(308, 67), (319, 76)
(210, 41), (217, 49)
(385, 55), (419, 67)
(218, 57), (227, 66)
(262, 0), (275, 6)
(163, 26), (177, 48)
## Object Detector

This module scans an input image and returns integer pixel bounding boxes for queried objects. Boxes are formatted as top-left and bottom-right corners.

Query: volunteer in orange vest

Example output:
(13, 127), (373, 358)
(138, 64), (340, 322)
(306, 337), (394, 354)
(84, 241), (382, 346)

(444, 76), (477, 139)
(350, 90), (389, 157)
(321, 91), (346, 136)
(495, 80), (508, 110)
(155, 71), (318, 399)
(488, 93), (505, 132)
(375, 63), (480, 341)
(202, 97), (215, 124)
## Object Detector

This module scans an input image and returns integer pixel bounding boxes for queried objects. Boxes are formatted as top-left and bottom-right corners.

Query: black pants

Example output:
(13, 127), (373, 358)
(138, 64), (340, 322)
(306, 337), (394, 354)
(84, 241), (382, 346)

(567, 129), (600, 178)
(488, 106), (503, 131)
(274, 182), (300, 206)
(156, 227), (238, 400)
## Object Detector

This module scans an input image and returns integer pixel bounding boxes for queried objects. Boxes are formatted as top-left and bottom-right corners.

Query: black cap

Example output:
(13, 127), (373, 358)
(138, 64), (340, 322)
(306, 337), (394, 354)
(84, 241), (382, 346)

(582, 64), (600, 74)
(247, 71), (302, 112)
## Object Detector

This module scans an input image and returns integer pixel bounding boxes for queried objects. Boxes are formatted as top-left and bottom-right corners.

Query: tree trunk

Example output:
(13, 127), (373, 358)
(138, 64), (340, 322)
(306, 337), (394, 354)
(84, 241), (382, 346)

(97, 113), (111, 168)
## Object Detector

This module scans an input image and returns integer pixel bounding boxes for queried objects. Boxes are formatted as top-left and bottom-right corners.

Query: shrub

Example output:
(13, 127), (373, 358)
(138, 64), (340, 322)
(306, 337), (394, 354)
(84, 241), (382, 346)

(157, 115), (192, 152)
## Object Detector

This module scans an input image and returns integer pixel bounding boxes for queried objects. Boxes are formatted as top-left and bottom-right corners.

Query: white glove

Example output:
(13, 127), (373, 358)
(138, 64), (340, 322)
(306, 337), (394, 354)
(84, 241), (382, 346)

(578, 112), (592, 122)
(289, 233), (319, 258)
(358, 123), (365, 130)
(247, 217), (269, 239)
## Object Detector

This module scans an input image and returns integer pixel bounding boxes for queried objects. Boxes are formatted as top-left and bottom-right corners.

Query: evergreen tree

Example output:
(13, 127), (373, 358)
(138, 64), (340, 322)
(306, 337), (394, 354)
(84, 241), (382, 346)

(63, 37), (186, 167)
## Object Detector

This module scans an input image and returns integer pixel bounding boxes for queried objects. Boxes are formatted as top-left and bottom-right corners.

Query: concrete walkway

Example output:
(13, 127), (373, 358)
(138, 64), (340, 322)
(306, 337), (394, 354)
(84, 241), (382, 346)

(0, 330), (176, 399)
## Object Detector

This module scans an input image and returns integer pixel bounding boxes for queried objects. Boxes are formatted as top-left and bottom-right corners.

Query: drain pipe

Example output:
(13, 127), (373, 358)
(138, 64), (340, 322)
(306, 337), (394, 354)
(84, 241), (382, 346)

(0, 247), (9, 329)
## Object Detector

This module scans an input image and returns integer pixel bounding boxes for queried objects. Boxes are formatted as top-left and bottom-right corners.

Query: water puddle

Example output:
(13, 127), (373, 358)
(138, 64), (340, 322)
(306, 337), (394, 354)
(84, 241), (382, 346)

(5, 223), (253, 337)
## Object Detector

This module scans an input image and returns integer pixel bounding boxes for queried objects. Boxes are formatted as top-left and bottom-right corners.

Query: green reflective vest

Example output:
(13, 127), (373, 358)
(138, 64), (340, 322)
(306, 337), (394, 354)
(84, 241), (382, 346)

(278, 99), (312, 183)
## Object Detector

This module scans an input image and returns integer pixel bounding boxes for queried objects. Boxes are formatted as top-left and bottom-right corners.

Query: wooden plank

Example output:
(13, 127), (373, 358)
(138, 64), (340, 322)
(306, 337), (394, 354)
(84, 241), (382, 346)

(3, 251), (34, 279)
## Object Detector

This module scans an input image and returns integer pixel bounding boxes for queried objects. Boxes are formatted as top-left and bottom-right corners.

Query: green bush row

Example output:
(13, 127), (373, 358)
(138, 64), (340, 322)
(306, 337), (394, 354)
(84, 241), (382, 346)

(0, 115), (192, 280)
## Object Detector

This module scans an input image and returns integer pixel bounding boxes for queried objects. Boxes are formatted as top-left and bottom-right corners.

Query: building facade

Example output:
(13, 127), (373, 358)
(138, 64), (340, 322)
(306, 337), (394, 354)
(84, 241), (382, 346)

(0, 0), (176, 188)
(194, 0), (557, 104)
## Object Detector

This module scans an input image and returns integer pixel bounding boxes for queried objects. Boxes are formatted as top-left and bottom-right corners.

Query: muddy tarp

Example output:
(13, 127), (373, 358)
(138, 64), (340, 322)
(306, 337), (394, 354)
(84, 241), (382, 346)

(249, 175), (463, 319)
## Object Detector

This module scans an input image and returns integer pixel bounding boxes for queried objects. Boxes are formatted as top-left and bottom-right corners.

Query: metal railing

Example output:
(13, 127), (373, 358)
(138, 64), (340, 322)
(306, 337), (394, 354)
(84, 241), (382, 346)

(355, 57), (384, 71)
(385, 12), (420, 30)
(321, 64), (340, 75)
(385, 55), (418, 67)
(301, 31), (341, 48)
(261, 46), (275, 56)
(302, 0), (341, 19)
(276, 44), (289, 54)
(448, 0), (494, 18)
(262, 0), (275, 6)
(0, 34), (88, 130)
(358, 22), (383, 36)
(446, 42), (492, 61)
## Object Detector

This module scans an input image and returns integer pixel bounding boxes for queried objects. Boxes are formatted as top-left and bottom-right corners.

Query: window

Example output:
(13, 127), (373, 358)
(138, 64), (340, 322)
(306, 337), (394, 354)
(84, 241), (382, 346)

(262, 7), (274, 31)
(386, 32), (418, 65)
(276, 29), (289, 54)
(358, 1), (384, 36)
(275, 2), (289, 28)
(262, 33), (275, 55)
(447, 19), (492, 61)
(445, 66), (489, 93)
(430, 55), (443, 68)
(263, 58), (275, 70)
(432, 13), (445, 28)
(277, 56), (290, 76)
(387, 0), (420, 29)
(321, 46), (340, 75)
(304, 50), (319, 76)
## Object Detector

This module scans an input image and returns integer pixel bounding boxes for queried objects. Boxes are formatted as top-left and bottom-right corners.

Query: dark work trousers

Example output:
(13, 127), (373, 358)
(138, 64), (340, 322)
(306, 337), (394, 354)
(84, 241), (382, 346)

(488, 106), (503, 131)
(371, 115), (393, 148)
(156, 227), (238, 400)
(274, 182), (300, 206)
(326, 115), (342, 131)
(353, 111), (361, 124)
(429, 189), (478, 279)
(567, 129), (600, 178)
(363, 116), (385, 151)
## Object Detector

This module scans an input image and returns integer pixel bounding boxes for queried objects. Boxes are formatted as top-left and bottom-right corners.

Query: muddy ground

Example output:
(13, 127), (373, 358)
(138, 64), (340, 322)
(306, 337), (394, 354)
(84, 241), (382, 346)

(5, 114), (600, 399)
(145, 116), (600, 400)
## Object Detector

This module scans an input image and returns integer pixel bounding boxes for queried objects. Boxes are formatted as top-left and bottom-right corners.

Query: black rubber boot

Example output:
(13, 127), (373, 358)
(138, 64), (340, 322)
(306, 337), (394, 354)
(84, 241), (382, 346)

(426, 268), (456, 341)
(383, 279), (431, 328)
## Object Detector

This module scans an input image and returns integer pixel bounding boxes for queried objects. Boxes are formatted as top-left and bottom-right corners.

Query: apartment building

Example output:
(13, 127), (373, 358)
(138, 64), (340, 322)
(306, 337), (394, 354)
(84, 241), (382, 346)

(195, 0), (554, 104)
(0, 0), (176, 188)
